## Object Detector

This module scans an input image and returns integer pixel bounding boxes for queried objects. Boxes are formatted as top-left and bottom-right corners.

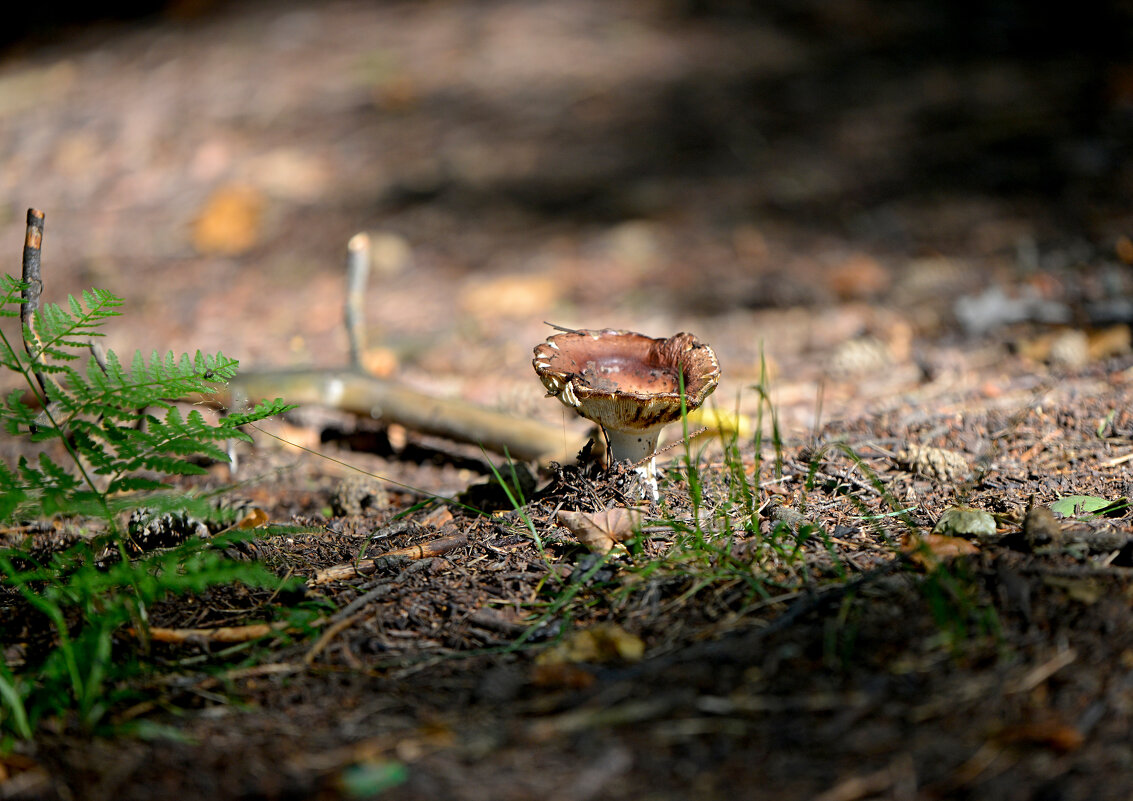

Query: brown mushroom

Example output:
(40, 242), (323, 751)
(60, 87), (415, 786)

(533, 328), (720, 498)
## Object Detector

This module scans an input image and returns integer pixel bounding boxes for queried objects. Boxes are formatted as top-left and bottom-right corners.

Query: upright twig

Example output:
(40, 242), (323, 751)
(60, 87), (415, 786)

(345, 232), (370, 369)
(20, 208), (49, 399)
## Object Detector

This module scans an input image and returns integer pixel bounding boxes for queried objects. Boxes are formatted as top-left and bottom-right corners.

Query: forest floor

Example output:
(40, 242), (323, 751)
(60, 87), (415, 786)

(2, 1), (1133, 799)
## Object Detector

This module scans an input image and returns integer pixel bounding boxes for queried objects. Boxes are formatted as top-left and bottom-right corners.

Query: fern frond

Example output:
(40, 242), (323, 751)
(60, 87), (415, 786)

(0, 274), (25, 317)
(28, 289), (121, 364)
(1, 269), (306, 739)
(223, 398), (295, 428)
(3, 389), (38, 429)
(104, 476), (167, 494)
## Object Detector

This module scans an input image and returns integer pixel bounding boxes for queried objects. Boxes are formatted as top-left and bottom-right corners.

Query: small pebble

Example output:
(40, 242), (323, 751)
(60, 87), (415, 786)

(932, 506), (996, 538)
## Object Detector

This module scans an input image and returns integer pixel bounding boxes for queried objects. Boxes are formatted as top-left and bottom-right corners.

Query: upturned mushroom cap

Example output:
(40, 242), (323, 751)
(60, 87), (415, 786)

(532, 329), (720, 434)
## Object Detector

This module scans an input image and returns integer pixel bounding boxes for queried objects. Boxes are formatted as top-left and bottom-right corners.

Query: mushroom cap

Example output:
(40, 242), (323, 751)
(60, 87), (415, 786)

(532, 329), (720, 433)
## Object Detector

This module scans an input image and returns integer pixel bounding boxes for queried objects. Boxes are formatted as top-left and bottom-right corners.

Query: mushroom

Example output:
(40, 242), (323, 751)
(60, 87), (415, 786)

(533, 328), (720, 499)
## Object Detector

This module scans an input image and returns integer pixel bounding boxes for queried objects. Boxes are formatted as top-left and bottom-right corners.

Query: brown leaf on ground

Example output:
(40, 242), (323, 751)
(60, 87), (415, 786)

(535, 623), (645, 666)
(191, 184), (264, 255)
(362, 346), (399, 377)
(828, 253), (891, 300)
(530, 661), (597, 690)
(1017, 325), (1130, 365)
(557, 507), (645, 553)
(0, 753), (49, 796)
(996, 719), (1084, 753)
(901, 533), (979, 569)
(1041, 576), (1104, 605)
(234, 507), (269, 530)
(1088, 324), (1132, 361)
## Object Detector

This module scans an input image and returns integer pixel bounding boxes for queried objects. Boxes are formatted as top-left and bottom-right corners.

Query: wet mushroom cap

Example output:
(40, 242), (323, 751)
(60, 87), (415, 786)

(532, 329), (720, 432)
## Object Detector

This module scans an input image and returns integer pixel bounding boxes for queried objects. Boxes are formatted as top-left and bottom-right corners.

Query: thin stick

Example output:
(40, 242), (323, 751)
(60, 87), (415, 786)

(345, 232), (370, 368)
(134, 619), (312, 644)
(543, 321), (585, 334)
(304, 612), (362, 665)
(309, 532), (468, 586)
(20, 208), (49, 399)
(638, 426), (708, 466)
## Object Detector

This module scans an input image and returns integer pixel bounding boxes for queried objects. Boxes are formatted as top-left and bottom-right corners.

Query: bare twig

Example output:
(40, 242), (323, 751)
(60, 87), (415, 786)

(20, 208), (49, 399)
(20, 210), (44, 331)
(309, 532), (468, 586)
(331, 579), (396, 620)
(304, 612), (363, 665)
(134, 619), (315, 644)
(543, 321), (585, 334)
(345, 232), (370, 369)
(812, 754), (917, 801)
(88, 338), (109, 374)
(1100, 451), (1133, 468)
(640, 426), (708, 465)
(1006, 648), (1077, 694)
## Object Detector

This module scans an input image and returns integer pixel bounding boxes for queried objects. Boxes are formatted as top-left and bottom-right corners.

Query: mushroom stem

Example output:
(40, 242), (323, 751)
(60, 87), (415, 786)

(604, 425), (664, 500)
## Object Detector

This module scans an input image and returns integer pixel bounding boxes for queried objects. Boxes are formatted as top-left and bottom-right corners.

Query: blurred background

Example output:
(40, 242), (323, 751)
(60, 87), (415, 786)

(1, 0), (1131, 433)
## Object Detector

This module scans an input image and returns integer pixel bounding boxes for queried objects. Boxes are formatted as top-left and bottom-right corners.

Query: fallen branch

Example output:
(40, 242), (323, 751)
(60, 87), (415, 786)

(212, 230), (584, 465)
(309, 532), (468, 586)
(211, 368), (582, 465)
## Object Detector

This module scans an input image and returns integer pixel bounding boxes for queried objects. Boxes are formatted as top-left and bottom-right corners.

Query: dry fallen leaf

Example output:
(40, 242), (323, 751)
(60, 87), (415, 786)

(557, 507), (645, 554)
(362, 346), (399, 377)
(1042, 576), (1104, 605)
(192, 183), (264, 256)
(828, 253), (891, 300)
(530, 661), (596, 690)
(997, 719), (1084, 753)
(235, 507), (269, 530)
(902, 533), (979, 569)
(535, 623), (645, 666)
(1088, 324), (1131, 361)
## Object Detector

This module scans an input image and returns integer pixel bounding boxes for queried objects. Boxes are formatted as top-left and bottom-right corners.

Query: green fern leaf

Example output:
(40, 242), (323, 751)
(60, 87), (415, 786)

(223, 398), (296, 427)
(105, 476), (167, 494)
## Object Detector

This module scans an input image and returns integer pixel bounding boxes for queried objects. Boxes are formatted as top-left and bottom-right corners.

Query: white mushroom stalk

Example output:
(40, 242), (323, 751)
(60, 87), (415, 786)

(532, 329), (720, 500)
(602, 424), (665, 498)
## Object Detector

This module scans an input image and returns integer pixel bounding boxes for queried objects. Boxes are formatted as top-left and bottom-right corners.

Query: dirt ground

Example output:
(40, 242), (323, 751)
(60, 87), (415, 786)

(2, 1), (1133, 799)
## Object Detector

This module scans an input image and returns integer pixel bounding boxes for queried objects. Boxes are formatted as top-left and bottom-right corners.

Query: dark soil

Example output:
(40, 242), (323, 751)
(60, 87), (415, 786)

(2, 1), (1133, 799)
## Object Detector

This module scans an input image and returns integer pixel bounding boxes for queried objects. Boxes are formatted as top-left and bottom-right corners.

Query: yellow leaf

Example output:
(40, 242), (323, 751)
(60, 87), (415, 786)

(235, 507), (269, 530)
(685, 407), (753, 438)
(557, 507), (644, 554)
(536, 624), (645, 666)
(192, 184), (263, 256)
